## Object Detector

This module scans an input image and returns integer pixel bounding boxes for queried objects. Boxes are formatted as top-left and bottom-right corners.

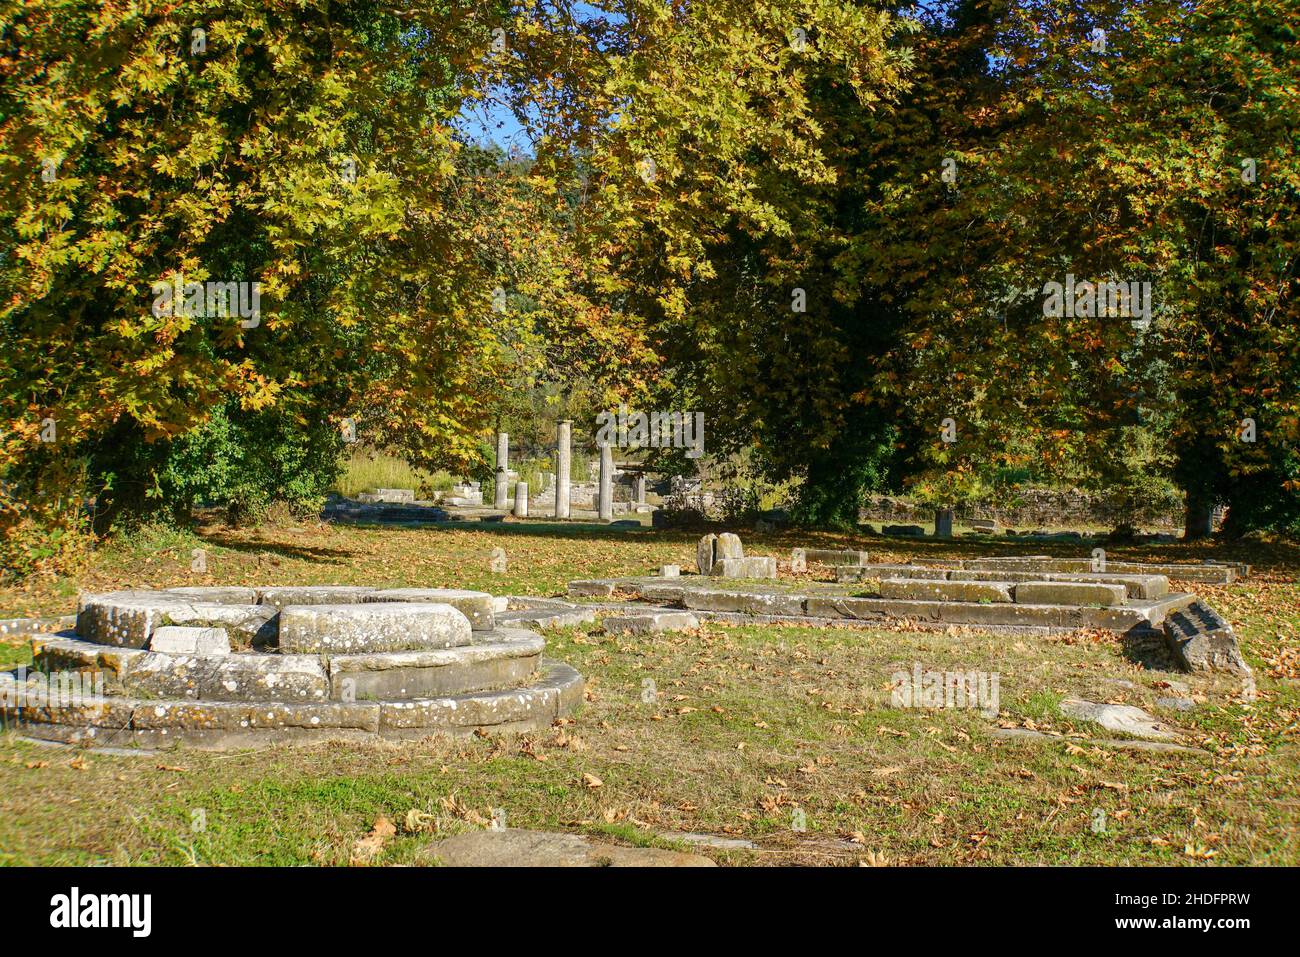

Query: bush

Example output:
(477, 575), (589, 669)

(89, 402), (345, 529)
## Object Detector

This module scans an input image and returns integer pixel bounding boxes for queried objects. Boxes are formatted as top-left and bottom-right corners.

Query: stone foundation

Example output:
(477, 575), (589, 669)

(2, 586), (584, 749)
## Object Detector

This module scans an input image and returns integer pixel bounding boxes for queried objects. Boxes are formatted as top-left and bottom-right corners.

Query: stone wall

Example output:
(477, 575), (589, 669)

(861, 488), (1183, 530)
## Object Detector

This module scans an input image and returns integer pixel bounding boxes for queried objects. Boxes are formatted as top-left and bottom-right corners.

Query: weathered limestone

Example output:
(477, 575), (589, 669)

(488, 547), (507, 574)
(378, 661), (582, 733)
(790, 548), (807, 573)
(164, 587), (258, 604)
(555, 420), (572, 519)
(634, 474), (646, 505)
(696, 534), (716, 574)
(955, 569), (1168, 600)
(1060, 698), (1179, 741)
(76, 593), (176, 648)
(659, 564), (680, 578)
(327, 631), (545, 699)
(568, 580), (617, 598)
(877, 578), (1013, 603)
(598, 442), (614, 521)
(934, 508), (954, 539)
(127, 651), (329, 702)
(1163, 601), (1250, 674)
(77, 593), (278, 649)
(1013, 581), (1126, 607)
(257, 586), (376, 608)
(513, 481), (529, 518)
(149, 626), (231, 656)
(713, 557), (778, 579)
(803, 548), (867, 566)
(836, 564), (951, 582)
(681, 590), (803, 617)
(715, 532), (744, 561)
(11, 588), (586, 749)
(603, 612), (700, 634)
(364, 589), (494, 631)
(691, 533), (775, 578)
(277, 603), (472, 654)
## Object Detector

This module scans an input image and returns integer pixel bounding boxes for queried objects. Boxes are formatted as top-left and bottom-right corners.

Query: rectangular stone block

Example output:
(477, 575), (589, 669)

(680, 590), (805, 617)
(636, 583), (688, 606)
(568, 580), (617, 598)
(149, 626), (231, 656)
(130, 700), (379, 732)
(125, 653), (329, 702)
(696, 534), (717, 574)
(603, 612), (700, 634)
(803, 548), (869, 566)
(879, 578), (1013, 603)
(379, 686), (555, 730)
(835, 564), (951, 582)
(1013, 581), (1127, 606)
(956, 570), (1169, 600)
(712, 557), (777, 579)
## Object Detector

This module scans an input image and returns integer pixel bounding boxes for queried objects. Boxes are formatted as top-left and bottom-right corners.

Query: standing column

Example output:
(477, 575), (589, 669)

(513, 481), (529, 518)
(555, 420), (572, 519)
(598, 442), (614, 521)
(634, 473), (646, 505)
(494, 431), (509, 510)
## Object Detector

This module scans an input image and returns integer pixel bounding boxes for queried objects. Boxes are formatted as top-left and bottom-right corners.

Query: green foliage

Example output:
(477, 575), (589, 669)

(87, 402), (344, 527)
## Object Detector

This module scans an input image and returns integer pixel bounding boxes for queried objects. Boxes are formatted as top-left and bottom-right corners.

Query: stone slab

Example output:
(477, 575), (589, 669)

(257, 586), (377, 608)
(877, 578), (1013, 603)
(712, 557), (777, 579)
(1059, 698), (1179, 741)
(277, 603), (472, 654)
(149, 626), (231, 656)
(1013, 581), (1126, 606)
(364, 588), (495, 631)
(327, 632), (544, 700)
(680, 590), (805, 617)
(603, 612), (700, 634)
(803, 548), (868, 566)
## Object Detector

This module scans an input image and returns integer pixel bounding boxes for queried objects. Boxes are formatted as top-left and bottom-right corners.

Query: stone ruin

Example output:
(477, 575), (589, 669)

(568, 542), (1250, 676)
(695, 533), (777, 579)
(0, 586), (583, 750)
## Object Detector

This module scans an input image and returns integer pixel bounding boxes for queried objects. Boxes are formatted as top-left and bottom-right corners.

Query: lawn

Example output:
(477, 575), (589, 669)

(1, 518), (1296, 866)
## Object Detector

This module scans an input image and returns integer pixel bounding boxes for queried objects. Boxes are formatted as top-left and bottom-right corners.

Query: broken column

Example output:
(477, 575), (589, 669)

(513, 481), (529, 518)
(555, 420), (571, 519)
(934, 508), (954, 539)
(494, 431), (510, 510)
(634, 473), (646, 505)
(598, 442), (614, 522)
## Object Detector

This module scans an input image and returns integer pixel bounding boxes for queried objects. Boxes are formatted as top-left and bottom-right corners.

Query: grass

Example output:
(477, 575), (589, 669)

(332, 449), (455, 499)
(0, 519), (1296, 866)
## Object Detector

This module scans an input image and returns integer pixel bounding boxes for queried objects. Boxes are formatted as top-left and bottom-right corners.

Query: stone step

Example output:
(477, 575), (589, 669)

(877, 578), (1014, 603)
(1013, 581), (1127, 607)
(2, 660), (582, 750)
(839, 566), (1167, 599)
(34, 629), (546, 702)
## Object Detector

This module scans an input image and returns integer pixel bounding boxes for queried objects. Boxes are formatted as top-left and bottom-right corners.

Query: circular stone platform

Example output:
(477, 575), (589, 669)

(0, 586), (584, 750)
